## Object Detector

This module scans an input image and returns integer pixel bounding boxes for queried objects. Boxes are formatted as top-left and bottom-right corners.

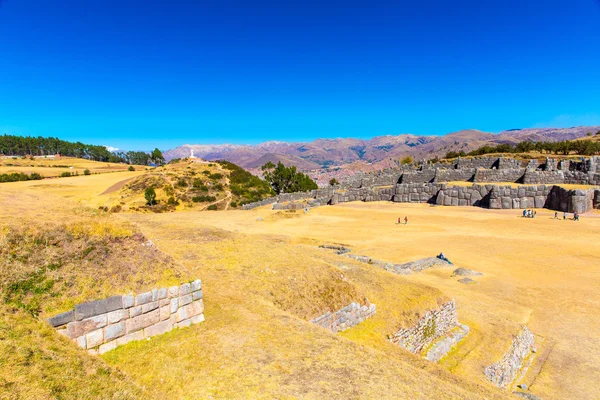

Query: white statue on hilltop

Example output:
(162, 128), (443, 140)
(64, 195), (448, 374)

(190, 149), (195, 158)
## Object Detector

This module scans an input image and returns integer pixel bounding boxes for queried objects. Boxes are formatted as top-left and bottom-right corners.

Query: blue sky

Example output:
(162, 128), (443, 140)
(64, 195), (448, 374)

(1, 0), (599, 151)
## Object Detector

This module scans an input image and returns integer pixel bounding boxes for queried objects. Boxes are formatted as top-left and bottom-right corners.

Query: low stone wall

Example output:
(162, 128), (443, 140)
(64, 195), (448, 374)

(389, 300), (459, 354)
(484, 326), (535, 388)
(435, 184), (491, 207)
(474, 168), (525, 183)
(311, 301), (376, 333)
(48, 280), (204, 354)
(344, 254), (450, 275)
(400, 169), (437, 184)
(392, 182), (442, 203)
(425, 323), (470, 362)
(434, 168), (475, 183)
(523, 170), (565, 185)
(488, 185), (552, 210)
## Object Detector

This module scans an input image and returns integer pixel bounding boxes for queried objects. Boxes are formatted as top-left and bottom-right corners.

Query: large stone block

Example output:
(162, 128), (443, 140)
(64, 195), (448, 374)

(74, 299), (108, 321)
(180, 283), (191, 296)
(106, 296), (123, 312)
(168, 286), (179, 298)
(108, 309), (128, 324)
(98, 340), (118, 355)
(104, 322), (126, 341)
(170, 298), (179, 313)
(135, 291), (153, 306)
(179, 294), (192, 307)
(126, 309), (160, 334)
(85, 328), (104, 349)
(129, 305), (142, 318)
(144, 320), (173, 338)
(122, 294), (135, 309)
(191, 279), (202, 291)
(192, 290), (203, 301)
(160, 305), (170, 321)
(116, 330), (144, 347)
(47, 310), (74, 327)
(67, 314), (107, 338)
(141, 300), (159, 314)
(158, 287), (168, 300)
(175, 300), (204, 323)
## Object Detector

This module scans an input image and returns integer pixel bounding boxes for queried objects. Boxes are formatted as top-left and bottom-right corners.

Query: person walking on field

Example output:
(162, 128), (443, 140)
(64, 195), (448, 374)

(563, 212), (567, 220)
(554, 211), (558, 219)
(404, 216), (408, 225)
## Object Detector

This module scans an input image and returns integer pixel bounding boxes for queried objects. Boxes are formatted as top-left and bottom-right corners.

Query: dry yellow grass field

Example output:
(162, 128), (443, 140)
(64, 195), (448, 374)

(0, 156), (147, 178)
(1, 173), (599, 399)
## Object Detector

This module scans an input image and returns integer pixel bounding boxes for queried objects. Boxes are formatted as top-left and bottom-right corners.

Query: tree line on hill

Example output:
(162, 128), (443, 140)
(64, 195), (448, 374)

(445, 134), (600, 159)
(261, 161), (318, 194)
(0, 134), (165, 165)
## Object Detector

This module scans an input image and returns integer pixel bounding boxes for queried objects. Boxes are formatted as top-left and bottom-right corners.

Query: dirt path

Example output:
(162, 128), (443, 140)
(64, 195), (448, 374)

(100, 176), (137, 195)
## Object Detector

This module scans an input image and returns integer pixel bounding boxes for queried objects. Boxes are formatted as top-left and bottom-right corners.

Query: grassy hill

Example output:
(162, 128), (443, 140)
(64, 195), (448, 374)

(99, 158), (274, 212)
(0, 156), (146, 179)
(0, 177), (509, 399)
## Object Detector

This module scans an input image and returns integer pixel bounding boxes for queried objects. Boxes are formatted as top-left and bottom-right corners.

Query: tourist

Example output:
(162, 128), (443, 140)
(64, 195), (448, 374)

(563, 212), (567, 220)
(574, 212), (579, 221)
(404, 216), (408, 225)
(523, 209), (527, 218)
(554, 211), (558, 219)
(397, 217), (401, 225)
(533, 210), (536, 218)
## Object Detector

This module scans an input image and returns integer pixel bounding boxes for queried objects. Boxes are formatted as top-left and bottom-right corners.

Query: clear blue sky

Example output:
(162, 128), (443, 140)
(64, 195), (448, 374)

(1, 0), (599, 151)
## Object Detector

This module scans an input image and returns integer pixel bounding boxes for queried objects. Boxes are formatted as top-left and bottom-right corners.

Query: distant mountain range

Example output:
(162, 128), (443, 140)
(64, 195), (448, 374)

(163, 126), (600, 172)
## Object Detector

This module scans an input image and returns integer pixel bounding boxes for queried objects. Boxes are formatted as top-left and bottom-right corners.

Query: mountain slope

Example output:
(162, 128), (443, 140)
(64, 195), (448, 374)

(163, 126), (600, 170)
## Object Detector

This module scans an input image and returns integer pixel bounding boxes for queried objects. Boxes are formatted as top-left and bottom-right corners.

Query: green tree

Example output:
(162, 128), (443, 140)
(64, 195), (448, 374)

(329, 178), (339, 186)
(144, 187), (157, 206)
(83, 169), (91, 175)
(150, 148), (165, 165)
(261, 161), (318, 194)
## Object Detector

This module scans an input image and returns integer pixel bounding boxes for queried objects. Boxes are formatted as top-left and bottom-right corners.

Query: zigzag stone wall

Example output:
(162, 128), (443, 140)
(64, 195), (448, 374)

(311, 301), (376, 332)
(485, 326), (535, 388)
(48, 280), (204, 355)
(389, 300), (459, 354)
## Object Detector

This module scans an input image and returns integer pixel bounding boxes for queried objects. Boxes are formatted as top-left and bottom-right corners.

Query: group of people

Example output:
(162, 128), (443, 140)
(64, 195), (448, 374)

(522, 209), (537, 218)
(554, 211), (580, 221)
(397, 216), (408, 225)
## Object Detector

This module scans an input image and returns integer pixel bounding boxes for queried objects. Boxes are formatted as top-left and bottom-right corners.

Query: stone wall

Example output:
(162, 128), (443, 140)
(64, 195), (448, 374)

(484, 326), (535, 388)
(389, 300), (459, 354)
(474, 168), (525, 183)
(344, 253), (450, 275)
(488, 185), (553, 210)
(400, 169), (437, 184)
(434, 168), (476, 183)
(311, 301), (376, 333)
(522, 170), (565, 184)
(48, 280), (204, 355)
(392, 183), (442, 203)
(435, 184), (491, 207)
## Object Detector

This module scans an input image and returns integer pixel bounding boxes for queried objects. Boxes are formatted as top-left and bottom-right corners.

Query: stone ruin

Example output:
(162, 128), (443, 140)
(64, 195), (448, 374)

(47, 280), (204, 355)
(311, 301), (377, 333)
(485, 326), (535, 389)
(243, 155), (600, 213)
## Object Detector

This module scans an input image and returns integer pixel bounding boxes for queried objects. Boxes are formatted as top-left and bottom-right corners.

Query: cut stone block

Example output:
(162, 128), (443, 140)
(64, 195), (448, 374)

(104, 322), (126, 341)
(158, 288), (168, 300)
(125, 309), (160, 334)
(168, 286), (179, 298)
(129, 305), (142, 318)
(67, 314), (107, 338)
(122, 294), (135, 309)
(141, 301), (159, 314)
(191, 279), (202, 291)
(179, 294), (192, 307)
(180, 283), (191, 296)
(144, 320), (173, 337)
(116, 330), (144, 346)
(108, 309), (128, 324)
(47, 310), (74, 327)
(98, 340), (118, 355)
(160, 305), (170, 321)
(170, 298), (179, 313)
(192, 290), (203, 301)
(75, 299), (108, 321)
(85, 328), (104, 349)
(135, 291), (153, 306)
